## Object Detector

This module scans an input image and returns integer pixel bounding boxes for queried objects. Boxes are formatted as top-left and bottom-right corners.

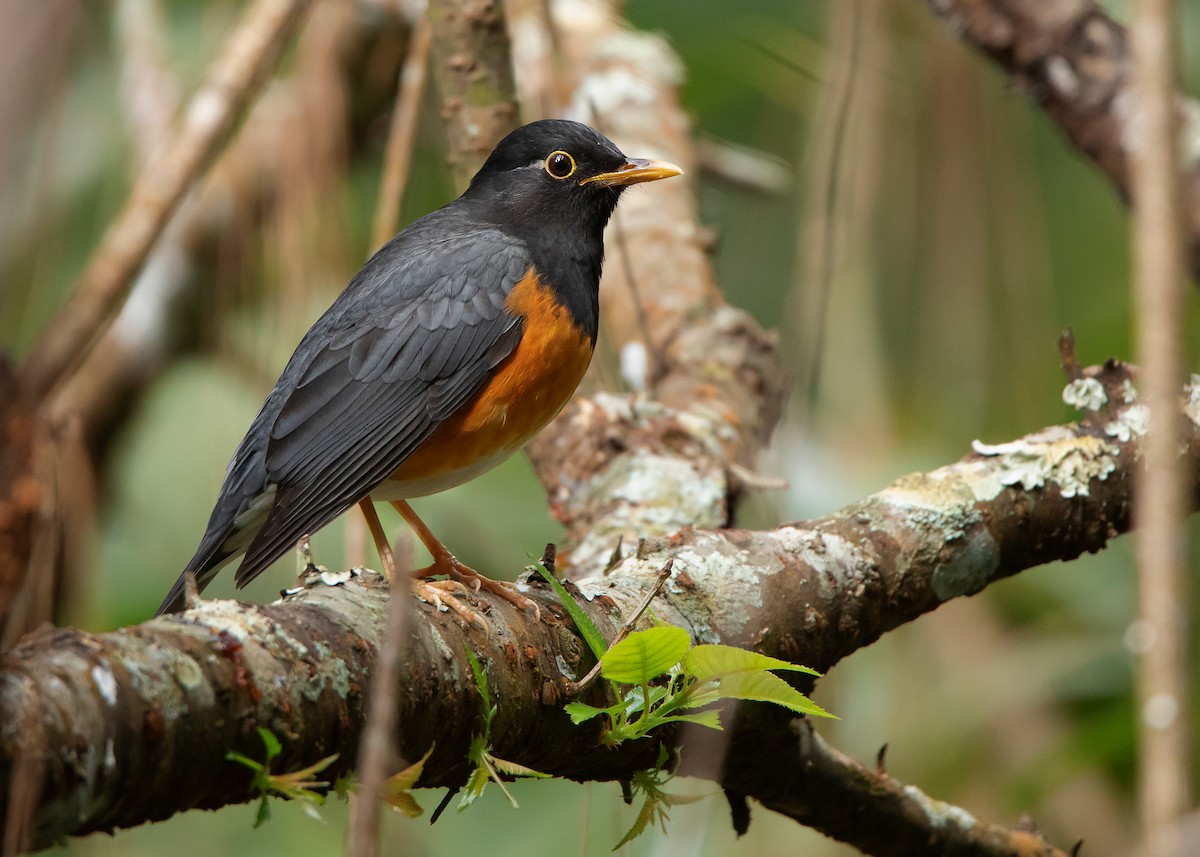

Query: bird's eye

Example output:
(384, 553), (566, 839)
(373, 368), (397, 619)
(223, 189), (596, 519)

(544, 150), (576, 180)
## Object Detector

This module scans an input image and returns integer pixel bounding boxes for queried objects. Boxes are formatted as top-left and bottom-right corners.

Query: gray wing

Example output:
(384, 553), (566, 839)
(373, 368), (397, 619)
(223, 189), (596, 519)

(158, 223), (531, 612)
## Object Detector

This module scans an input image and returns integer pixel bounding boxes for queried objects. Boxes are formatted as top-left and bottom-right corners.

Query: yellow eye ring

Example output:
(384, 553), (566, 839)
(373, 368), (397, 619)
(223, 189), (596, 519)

(544, 150), (576, 180)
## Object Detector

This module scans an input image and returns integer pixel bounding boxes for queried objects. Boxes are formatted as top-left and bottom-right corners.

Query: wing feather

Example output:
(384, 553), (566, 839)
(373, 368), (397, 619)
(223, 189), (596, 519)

(160, 212), (535, 606)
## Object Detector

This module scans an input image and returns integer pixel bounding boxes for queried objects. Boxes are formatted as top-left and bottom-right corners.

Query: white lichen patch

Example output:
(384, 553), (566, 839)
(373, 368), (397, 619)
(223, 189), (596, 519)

(318, 569), (358, 587)
(1105, 402), (1150, 443)
(675, 407), (735, 454)
(1184, 377), (1200, 425)
(607, 453), (725, 524)
(769, 526), (872, 589)
(117, 637), (205, 725)
(586, 532), (771, 643)
(90, 664), (118, 708)
(170, 655), (205, 692)
(874, 470), (987, 527)
(590, 29), (685, 85)
(971, 431), (1117, 497)
(1045, 55), (1079, 98)
(1062, 377), (1107, 412)
(300, 642), (352, 702)
(902, 784), (977, 831)
(569, 68), (657, 118)
(570, 452), (726, 572)
(868, 472), (998, 595)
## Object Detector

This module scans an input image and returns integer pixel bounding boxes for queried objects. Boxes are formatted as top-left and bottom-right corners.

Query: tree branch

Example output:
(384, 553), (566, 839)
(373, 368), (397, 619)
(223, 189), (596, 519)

(923, 0), (1200, 278)
(2, 357), (1190, 855)
(426, 0), (520, 190)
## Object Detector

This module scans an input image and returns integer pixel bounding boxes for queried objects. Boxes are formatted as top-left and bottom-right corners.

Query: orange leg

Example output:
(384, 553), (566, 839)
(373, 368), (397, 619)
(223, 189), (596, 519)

(359, 498), (486, 631)
(357, 499), (395, 580)
(390, 500), (540, 620)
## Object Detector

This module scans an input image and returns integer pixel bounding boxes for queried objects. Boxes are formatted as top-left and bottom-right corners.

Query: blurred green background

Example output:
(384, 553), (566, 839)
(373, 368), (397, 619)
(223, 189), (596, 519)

(2, 0), (1199, 854)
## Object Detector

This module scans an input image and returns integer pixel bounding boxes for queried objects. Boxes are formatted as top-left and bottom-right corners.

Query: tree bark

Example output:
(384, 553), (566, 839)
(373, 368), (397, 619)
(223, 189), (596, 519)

(426, 0), (521, 191)
(2, 356), (1189, 855)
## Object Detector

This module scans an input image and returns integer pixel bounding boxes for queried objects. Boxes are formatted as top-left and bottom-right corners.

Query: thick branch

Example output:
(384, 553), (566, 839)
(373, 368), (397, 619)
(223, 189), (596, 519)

(2, 359), (1190, 855)
(426, 0), (520, 190)
(527, 0), (785, 571)
(718, 716), (1071, 857)
(923, 0), (1200, 277)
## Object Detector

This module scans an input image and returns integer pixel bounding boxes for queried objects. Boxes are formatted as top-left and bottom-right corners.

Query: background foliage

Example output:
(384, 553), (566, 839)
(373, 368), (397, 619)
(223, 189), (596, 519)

(2, 0), (1199, 853)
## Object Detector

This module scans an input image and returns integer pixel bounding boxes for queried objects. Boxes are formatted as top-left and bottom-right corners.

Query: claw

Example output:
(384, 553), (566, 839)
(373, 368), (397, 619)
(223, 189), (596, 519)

(413, 579), (490, 634)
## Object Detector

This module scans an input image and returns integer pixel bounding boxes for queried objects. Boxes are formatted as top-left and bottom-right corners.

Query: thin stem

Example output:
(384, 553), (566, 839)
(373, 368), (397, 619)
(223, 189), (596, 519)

(1130, 0), (1192, 853)
(565, 560), (674, 696)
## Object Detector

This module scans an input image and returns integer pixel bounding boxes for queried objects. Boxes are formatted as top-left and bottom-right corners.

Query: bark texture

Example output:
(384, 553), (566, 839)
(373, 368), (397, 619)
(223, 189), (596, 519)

(1, 358), (1189, 856)
(426, 0), (521, 190)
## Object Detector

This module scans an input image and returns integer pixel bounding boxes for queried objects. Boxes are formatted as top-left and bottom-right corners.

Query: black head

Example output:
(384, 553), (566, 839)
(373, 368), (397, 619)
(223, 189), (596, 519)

(464, 120), (681, 241)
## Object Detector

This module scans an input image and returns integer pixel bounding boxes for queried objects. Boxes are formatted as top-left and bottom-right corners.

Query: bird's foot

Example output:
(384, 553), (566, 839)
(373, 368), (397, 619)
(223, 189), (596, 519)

(414, 551), (541, 622)
(412, 578), (490, 634)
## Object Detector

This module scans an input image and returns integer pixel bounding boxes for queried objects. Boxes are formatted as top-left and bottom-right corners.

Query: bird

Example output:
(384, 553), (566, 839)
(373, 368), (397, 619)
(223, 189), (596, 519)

(156, 119), (682, 626)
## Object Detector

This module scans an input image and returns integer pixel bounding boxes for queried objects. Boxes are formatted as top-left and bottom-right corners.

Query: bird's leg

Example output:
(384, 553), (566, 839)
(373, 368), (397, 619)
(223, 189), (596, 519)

(361, 498), (487, 631)
(391, 500), (540, 619)
(357, 499), (396, 581)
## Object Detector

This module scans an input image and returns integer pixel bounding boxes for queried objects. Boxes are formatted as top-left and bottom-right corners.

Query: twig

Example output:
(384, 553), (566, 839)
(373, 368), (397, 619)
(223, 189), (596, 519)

(1129, 0), (1192, 852)
(369, 11), (432, 252)
(346, 538), (413, 857)
(794, 0), (861, 417)
(18, 0), (315, 401)
(727, 719), (1073, 857)
(565, 559), (673, 696)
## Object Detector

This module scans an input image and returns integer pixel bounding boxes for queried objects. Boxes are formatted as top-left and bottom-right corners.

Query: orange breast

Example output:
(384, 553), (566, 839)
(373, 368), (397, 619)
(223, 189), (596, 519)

(378, 270), (593, 498)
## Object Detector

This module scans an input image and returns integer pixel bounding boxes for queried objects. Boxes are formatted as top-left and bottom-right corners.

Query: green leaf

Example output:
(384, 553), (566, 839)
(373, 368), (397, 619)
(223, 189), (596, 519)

(256, 727), (282, 762)
(659, 790), (708, 807)
(677, 685), (720, 710)
(622, 685), (668, 716)
(716, 671), (837, 719)
(467, 733), (488, 765)
(682, 645), (820, 683)
(464, 644), (489, 702)
(383, 745), (434, 818)
(384, 790), (424, 819)
(333, 771), (357, 799)
(225, 750), (263, 774)
(659, 709), (722, 730)
(601, 626), (691, 684)
(489, 756), (551, 779)
(534, 564), (608, 660)
(565, 701), (615, 724)
(482, 756), (520, 808)
(254, 796), (271, 828)
(613, 793), (661, 849)
(457, 765), (489, 811)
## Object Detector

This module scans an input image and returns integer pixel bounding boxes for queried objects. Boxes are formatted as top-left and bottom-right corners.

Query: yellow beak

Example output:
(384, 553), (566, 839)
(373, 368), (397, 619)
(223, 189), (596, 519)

(579, 158), (684, 187)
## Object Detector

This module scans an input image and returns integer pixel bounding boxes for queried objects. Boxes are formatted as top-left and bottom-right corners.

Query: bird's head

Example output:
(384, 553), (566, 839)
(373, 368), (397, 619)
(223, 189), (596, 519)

(465, 119), (682, 239)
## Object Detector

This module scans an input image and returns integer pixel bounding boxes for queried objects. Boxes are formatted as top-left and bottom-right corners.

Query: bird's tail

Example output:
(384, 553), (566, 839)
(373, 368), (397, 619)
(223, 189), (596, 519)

(155, 484), (278, 616)
(155, 561), (227, 616)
